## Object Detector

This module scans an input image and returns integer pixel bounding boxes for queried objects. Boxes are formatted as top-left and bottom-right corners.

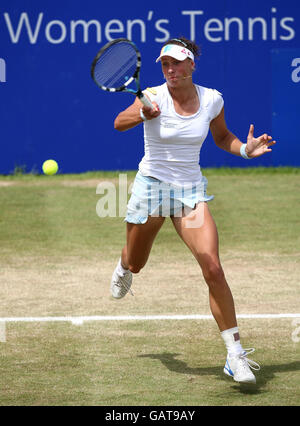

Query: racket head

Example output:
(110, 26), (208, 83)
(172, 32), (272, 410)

(91, 38), (141, 93)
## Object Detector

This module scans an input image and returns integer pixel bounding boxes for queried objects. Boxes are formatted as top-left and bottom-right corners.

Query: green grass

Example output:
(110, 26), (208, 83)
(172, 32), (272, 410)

(1, 320), (299, 406)
(1, 168), (299, 257)
(1, 166), (300, 180)
(0, 168), (299, 406)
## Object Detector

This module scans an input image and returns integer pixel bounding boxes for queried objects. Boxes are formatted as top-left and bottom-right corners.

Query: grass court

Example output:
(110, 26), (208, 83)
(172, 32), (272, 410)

(0, 168), (299, 406)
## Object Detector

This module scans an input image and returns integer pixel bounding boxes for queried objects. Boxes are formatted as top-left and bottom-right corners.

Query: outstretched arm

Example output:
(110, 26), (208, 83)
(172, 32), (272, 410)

(114, 97), (160, 132)
(210, 107), (276, 158)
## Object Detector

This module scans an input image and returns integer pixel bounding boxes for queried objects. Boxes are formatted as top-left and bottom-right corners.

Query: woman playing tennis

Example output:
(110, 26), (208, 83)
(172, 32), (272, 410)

(111, 37), (275, 384)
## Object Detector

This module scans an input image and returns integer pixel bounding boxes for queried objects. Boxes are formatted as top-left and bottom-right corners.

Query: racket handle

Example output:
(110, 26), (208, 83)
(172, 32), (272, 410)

(138, 93), (155, 110)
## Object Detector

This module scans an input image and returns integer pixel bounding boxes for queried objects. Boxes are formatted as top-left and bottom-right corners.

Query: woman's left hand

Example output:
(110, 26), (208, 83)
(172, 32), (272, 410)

(246, 124), (276, 158)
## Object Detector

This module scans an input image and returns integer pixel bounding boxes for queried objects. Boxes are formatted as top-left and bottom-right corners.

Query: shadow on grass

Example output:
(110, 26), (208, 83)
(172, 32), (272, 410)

(138, 352), (300, 394)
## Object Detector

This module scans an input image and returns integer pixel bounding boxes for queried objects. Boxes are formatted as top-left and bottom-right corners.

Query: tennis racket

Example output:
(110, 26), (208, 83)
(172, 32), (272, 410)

(91, 38), (154, 110)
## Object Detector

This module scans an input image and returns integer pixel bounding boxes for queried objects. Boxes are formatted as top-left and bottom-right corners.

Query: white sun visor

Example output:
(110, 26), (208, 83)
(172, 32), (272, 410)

(155, 44), (194, 63)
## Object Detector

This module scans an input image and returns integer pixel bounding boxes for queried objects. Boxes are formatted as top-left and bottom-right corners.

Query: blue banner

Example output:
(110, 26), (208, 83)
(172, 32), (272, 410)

(272, 48), (300, 166)
(0, 0), (299, 173)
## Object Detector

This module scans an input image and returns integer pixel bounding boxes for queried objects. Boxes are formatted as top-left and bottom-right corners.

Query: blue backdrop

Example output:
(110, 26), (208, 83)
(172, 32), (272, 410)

(0, 0), (299, 174)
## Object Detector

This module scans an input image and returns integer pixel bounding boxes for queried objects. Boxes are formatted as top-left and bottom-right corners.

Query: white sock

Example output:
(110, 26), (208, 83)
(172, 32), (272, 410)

(221, 326), (243, 357)
(116, 257), (129, 277)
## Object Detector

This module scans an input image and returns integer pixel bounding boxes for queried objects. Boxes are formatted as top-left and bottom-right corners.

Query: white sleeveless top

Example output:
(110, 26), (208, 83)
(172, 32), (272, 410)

(138, 83), (224, 186)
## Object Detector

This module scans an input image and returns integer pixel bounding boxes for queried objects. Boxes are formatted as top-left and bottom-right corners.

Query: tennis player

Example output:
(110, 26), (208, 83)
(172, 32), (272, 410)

(111, 37), (275, 384)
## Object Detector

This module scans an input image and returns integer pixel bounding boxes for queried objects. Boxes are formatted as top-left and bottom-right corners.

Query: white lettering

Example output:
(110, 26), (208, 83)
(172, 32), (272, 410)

(179, 412), (188, 420)
(127, 19), (146, 42)
(70, 20), (101, 43)
(271, 8), (277, 40)
(96, 182), (117, 217)
(184, 202), (205, 229)
(4, 12), (43, 44)
(280, 17), (295, 41)
(155, 19), (170, 42)
(225, 17), (243, 41)
(0, 58), (6, 83)
(45, 20), (67, 44)
(118, 174), (130, 217)
(189, 411), (195, 420)
(204, 18), (223, 42)
(105, 19), (124, 41)
(181, 10), (204, 41)
(105, 411), (139, 423)
(291, 319), (300, 342)
(1, 11), (297, 45)
(149, 410), (196, 421)
(0, 321), (6, 343)
(150, 410), (157, 420)
(158, 412), (166, 420)
(291, 58), (300, 83)
(248, 17), (267, 41)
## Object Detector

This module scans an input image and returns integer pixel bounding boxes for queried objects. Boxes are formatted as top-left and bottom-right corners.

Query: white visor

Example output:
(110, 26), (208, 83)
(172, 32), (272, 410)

(155, 44), (194, 63)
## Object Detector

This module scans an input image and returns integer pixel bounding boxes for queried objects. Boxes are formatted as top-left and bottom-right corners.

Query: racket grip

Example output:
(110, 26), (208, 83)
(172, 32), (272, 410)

(139, 93), (155, 110)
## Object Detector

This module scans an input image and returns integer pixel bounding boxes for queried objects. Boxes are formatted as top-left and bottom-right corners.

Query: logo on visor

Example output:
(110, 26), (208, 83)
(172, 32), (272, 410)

(162, 45), (173, 54)
(181, 48), (192, 58)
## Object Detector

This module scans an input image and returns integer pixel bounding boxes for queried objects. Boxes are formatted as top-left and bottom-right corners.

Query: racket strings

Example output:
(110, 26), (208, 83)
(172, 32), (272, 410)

(93, 42), (137, 89)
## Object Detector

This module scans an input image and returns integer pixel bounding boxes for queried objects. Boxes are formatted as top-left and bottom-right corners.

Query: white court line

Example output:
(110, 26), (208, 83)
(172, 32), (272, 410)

(0, 313), (300, 325)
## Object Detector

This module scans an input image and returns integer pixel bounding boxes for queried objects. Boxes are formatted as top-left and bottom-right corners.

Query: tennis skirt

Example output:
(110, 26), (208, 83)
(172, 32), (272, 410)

(125, 171), (214, 224)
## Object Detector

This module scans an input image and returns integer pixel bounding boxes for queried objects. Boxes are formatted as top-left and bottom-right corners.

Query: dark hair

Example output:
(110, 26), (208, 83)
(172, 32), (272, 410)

(162, 37), (201, 59)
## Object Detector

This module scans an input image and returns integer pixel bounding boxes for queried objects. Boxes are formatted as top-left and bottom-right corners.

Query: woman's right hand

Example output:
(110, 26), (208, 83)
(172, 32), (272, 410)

(141, 102), (161, 120)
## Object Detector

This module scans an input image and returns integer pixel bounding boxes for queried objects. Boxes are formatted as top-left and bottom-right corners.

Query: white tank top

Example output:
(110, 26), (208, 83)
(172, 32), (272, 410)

(138, 83), (224, 186)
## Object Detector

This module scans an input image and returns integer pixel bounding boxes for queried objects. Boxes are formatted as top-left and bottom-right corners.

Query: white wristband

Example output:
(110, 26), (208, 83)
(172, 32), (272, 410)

(140, 109), (147, 121)
(240, 144), (251, 159)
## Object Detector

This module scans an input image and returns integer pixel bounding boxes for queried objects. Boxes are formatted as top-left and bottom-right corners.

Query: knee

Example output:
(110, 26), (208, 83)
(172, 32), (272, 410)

(124, 247), (145, 274)
(201, 260), (225, 286)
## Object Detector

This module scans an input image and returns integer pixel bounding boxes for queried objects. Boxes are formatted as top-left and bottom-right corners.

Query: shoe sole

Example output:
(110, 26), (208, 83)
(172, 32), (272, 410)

(223, 367), (256, 384)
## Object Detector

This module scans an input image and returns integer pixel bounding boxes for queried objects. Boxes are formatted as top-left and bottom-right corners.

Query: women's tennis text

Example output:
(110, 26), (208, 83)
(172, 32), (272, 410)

(1, 8), (296, 45)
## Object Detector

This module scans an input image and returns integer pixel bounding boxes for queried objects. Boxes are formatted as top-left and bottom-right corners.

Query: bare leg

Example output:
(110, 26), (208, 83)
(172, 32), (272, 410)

(121, 216), (166, 273)
(171, 203), (237, 332)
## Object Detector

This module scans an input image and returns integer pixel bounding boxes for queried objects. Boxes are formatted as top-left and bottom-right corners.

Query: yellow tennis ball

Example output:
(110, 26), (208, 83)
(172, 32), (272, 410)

(42, 159), (58, 175)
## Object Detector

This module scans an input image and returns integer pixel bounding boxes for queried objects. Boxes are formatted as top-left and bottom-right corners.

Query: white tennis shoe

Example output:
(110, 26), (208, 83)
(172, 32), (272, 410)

(224, 348), (260, 384)
(110, 265), (133, 299)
